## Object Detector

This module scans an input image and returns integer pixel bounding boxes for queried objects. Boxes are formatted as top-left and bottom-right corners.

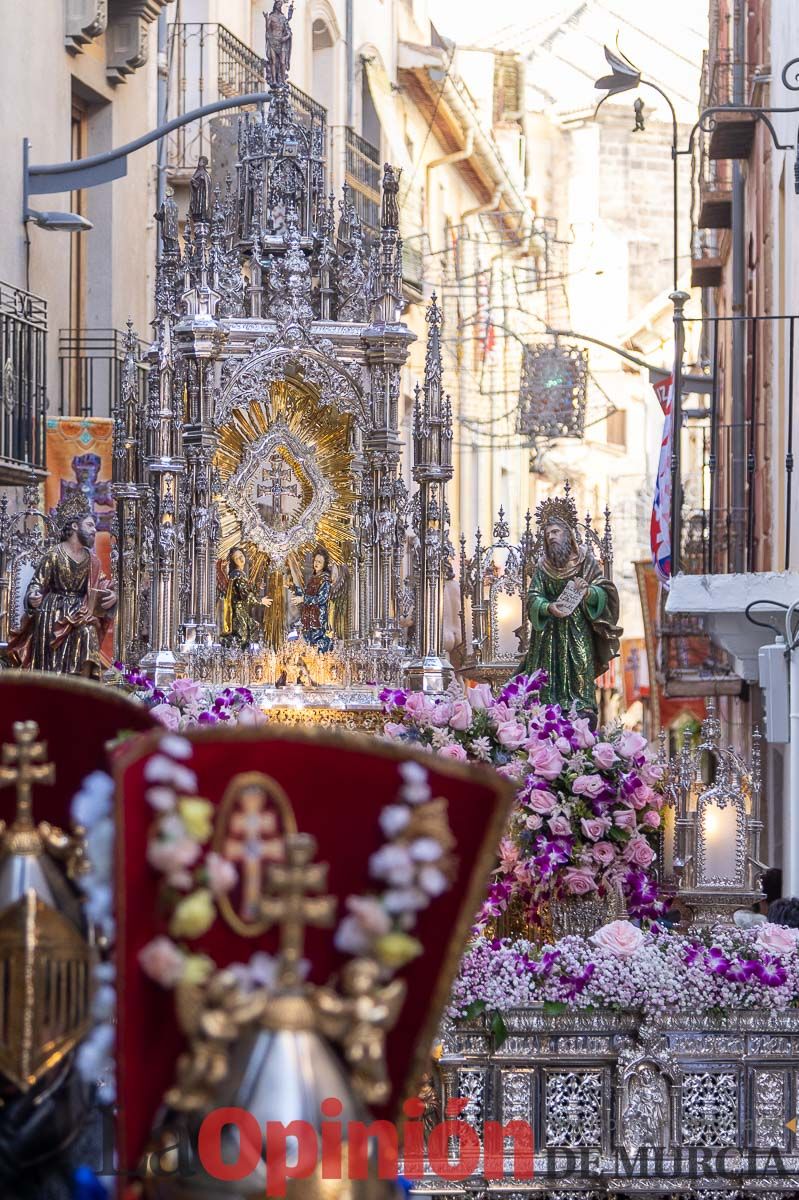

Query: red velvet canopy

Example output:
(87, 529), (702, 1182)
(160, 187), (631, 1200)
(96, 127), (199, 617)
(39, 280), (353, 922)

(114, 726), (512, 1176)
(0, 671), (154, 829)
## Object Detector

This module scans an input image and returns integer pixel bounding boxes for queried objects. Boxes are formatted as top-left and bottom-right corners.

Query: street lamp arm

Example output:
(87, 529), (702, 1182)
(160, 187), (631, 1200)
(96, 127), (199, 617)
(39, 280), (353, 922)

(25, 91), (272, 197)
(680, 104), (799, 156)
(459, 310), (670, 375)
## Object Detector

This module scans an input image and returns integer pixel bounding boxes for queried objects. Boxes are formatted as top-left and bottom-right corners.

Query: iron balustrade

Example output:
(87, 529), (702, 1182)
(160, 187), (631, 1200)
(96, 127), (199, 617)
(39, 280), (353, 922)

(676, 313), (797, 575)
(0, 281), (47, 472)
(58, 328), (147, 419)
(341, 126), (381, 239)
(167, 22), (326, 171)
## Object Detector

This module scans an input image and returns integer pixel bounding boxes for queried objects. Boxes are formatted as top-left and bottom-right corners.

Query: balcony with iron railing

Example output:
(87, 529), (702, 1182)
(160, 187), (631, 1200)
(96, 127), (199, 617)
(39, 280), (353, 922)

(338, 126), (381, 240)
(674, 313), (796, 578)
(691, 51), (733, 286)
(58, 329), (148, 419)
(0, 280), (47, 481)
(703, 47), (758, 161)
(167, 22), (326, 173)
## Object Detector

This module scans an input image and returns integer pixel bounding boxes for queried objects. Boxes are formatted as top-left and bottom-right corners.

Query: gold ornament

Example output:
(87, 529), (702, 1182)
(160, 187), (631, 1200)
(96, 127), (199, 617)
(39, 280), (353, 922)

(0, 722), (93, 1091)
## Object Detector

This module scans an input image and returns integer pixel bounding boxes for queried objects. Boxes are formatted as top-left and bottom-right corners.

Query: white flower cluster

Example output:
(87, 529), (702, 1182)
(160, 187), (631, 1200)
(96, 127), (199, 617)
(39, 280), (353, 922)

(450, 921), (799, 1019)
(70, 770), (117, 1103)
(334, 760), (453, 959)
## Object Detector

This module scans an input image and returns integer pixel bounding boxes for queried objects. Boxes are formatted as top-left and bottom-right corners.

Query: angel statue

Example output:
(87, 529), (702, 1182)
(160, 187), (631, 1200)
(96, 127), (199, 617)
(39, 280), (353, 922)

(7, 493), (116, 676)
(287, 545), (334, 653)
(518, 492), (621, 719)
(314, 958), (406, 1105)
(219, 546), (272, 649)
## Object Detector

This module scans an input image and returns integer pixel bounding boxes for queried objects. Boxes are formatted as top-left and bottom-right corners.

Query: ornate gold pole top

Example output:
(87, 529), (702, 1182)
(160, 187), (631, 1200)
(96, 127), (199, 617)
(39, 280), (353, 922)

(260, 832), (336, 990)
(0, 720), (55, 850)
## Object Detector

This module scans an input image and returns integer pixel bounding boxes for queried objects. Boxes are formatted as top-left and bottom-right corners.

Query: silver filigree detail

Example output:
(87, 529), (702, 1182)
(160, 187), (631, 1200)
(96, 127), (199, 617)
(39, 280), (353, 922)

(544, 1070), (603, 1148)
(680, 1072), (738, 1147)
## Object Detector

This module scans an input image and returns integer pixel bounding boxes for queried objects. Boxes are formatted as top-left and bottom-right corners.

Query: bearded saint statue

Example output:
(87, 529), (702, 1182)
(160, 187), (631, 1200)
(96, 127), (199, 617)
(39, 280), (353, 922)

(518, 496), (621, 717)
(7, 495), (117, 676)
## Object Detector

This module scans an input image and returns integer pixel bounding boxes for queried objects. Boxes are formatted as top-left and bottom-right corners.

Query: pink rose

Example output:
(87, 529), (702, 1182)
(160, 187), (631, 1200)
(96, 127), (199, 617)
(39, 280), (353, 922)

(489, 702), (515, 724)
(580, 817), (607, 841)
(617, 731), (648, 759)
(146, 786), (176, 813)
(347, 894), (392, 936)
(641, 761), (665, 785)
(592, 742), (618, 770)
(556, 737), (572, 755)
(591, 840), (616, 866)
(613, 808), (638, 832)
(624, 835), (656, 867)
(429, 702), (453, 728)
(449, 699), (473, 731)
(234, 705), (267, 727)
(150, 703), (181, 731)
(206, 851), (238, 895)
(571, 717), (596, 749)
(756, 923), (799, 955)
(496, 761), (526, 780)
(528, 744), (565, 780)
(528, 788), (556, 814)
(499, 838), (519, 871)
(641, 809), (661, 829)
(496, 720), (527, 750)
(468, 683), (494, 709)
(405, 693), (433, 720)
(526, 813), (543, 830)
(139, 936), (185, 987)
(590, 919), (644, 957)
(168, 678), (205, 707)
(385, 721), (406, 737)
(572, 773), (606, 799)
(147, 835), (201, 875)
(562, 867), (597, 895)
(438, 742), (467, 761)
(548, 814), (572, 837)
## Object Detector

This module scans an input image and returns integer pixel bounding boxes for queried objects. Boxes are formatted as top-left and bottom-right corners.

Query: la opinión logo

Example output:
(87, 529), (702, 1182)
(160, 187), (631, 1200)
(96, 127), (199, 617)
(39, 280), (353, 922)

(174, 1097), (535, 1196)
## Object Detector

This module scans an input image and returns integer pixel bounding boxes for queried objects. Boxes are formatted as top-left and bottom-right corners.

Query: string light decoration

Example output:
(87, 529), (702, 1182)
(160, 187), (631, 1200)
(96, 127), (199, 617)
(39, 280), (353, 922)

(517, 340), (589, 440)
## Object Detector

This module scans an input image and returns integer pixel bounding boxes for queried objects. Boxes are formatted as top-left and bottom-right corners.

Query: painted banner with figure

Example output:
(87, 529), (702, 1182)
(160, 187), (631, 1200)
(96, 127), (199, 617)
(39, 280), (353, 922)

(650, 374), (674, 586)
(45, 417), (115, 661)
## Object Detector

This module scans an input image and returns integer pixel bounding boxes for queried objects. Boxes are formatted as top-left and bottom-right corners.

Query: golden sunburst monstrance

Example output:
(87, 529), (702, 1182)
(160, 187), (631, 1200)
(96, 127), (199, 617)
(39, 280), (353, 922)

(213, 379), (355, 645)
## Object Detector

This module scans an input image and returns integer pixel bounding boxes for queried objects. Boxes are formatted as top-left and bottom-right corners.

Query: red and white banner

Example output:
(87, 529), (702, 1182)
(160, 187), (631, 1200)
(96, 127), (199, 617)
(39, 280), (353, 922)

(650, 374), (674, 587)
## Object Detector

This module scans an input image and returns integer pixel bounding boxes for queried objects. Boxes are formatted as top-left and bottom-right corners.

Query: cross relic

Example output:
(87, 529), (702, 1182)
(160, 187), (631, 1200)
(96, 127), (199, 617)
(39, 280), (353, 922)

(224, 786), (285, 921)
(259, 453), (299, 517)
(0, 721), (55, 832)
(260, 832), (336, 990)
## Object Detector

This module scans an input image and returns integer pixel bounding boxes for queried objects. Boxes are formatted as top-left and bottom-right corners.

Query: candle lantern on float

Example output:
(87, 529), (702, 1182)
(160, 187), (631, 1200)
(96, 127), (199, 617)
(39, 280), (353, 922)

(663, 704), (763, 929)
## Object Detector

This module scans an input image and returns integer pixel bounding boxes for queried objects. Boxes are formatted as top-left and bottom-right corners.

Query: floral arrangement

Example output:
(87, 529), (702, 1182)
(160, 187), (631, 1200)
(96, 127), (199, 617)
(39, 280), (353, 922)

(450, 920), (799, 1029)
(138, 740), (456, 989)
(69, 770), (118, 1104)
(110, 663), (268, 730)
(380, 672), (665, 921)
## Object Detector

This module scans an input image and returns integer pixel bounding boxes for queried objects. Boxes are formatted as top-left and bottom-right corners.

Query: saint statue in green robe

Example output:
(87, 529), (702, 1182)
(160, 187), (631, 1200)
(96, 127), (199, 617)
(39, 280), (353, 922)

(519, 508), (622, 717)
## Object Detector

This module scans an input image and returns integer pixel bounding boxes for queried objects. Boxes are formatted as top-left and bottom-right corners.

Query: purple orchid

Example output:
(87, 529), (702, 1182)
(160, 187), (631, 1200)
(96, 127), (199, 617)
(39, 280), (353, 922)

(753, 956), (788, 987)
(724, 958), (758, 983)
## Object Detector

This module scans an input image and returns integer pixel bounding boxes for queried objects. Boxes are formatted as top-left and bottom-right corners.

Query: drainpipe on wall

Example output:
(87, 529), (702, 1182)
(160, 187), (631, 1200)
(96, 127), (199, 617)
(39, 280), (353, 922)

(346, 0), (354, 130)
(155, 9), (168, 247)
(424, 130), (475, 230)
(462, 186), (502, 223)
(730, 0), (747, 571)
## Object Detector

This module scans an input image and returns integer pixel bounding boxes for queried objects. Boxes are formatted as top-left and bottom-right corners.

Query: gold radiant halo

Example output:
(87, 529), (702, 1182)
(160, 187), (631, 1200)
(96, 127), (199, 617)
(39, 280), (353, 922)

(214, 378), (355, 594)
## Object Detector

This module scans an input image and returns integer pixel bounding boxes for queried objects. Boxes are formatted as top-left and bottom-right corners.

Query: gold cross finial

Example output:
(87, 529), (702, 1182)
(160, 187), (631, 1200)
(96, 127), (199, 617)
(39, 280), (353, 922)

(0, 721), (55, 835)
(260, 832), (336, 990)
